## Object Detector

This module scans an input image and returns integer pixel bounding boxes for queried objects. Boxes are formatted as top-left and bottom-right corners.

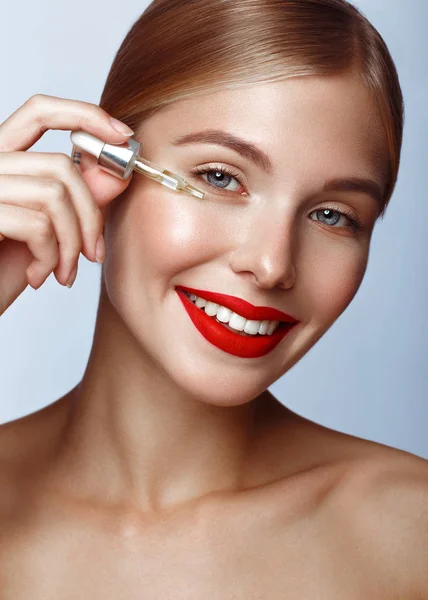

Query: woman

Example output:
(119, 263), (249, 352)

(0, 0), (427, 596)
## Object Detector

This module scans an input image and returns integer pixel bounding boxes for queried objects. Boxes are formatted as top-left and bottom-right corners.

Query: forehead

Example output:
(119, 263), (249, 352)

(140, 71), (387, 183)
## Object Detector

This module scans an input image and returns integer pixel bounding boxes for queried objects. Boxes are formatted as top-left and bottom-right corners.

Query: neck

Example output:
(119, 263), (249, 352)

(47, 292), (284, 514)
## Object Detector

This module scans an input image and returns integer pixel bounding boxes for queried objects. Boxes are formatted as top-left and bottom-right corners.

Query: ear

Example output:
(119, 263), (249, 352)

(71, 144), (133, 222)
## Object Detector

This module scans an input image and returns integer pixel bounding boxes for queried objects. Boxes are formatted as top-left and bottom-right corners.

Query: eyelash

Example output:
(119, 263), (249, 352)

(190, 164), (364, 234)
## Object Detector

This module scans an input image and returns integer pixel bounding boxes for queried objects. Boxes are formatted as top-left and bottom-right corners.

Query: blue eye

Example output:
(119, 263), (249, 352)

(191, 165), (246, 194)
(311, 208), (363, 234)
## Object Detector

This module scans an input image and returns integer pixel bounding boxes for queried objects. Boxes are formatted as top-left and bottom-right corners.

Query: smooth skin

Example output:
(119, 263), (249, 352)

(0, 81), (427, 598)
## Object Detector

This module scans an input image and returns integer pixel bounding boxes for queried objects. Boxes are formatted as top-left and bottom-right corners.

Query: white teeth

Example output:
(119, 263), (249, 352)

(204, 301), (219, 317)
(229, 312), (246, 331)
(267, 321), (277, 335)
(258, 320), (270, 335)
(184, 291), (280, 336)
(195, 296), (207, 309)
(217, 306), (232, 323)
(243, 319), (261, 335)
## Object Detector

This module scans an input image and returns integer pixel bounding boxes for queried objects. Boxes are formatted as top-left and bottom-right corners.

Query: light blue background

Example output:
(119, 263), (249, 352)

(0, 1), (427, 458)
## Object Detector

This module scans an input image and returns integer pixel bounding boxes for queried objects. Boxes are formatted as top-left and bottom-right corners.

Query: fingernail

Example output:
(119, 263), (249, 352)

(109, 117), (134, 136)
(95, 233), (105, 264)
(66, 264), (78, 288)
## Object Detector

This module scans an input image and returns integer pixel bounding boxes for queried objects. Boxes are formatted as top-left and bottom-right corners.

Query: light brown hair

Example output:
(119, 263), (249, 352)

(99, 0), (404, 219)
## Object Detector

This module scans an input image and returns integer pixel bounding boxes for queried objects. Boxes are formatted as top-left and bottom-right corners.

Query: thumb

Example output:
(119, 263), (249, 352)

(80, 163), (132, 208)
(71, 144), (132, 208)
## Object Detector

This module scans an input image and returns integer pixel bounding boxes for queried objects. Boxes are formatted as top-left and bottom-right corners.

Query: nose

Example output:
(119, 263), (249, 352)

(229, 213), (298, 290)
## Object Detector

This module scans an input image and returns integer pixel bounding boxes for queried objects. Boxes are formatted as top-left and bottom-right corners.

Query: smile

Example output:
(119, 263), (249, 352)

(175, 287), (299, 359)
(182, 290), (281, 336)
(177, 286), (299, 323)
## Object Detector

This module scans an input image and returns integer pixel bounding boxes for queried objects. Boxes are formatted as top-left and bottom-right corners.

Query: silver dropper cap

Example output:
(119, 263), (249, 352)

(70, 131), (142, 180)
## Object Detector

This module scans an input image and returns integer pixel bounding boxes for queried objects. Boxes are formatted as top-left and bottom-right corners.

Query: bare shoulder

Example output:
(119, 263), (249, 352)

(265, 403), (428, 596)
(0, 396), (72, 517)
(335, 449), (428, 597)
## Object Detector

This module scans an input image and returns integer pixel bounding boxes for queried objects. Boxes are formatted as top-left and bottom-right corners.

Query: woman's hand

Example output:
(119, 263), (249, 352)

(0, 93), (134, 316)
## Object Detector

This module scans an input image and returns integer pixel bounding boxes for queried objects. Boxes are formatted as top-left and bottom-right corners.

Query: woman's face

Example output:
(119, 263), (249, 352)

(101, 71), (387, 406)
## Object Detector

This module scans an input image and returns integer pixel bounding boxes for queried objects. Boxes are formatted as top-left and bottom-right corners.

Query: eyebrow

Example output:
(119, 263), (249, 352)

(322, 177), (384, 209)
(172, 129), (384, 208)
(172, 129), (274, 174)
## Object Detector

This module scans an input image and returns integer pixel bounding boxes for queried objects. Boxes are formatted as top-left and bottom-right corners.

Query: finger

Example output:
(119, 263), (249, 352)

(70, 144), (132, 208)
(0, 174), (82, 284)
(71, 144), (98, 172)
(0, 203), (60, 289)
(0, 238), (34, 315)
(0, 152), (103, 263)
(0, 93), (134, 153)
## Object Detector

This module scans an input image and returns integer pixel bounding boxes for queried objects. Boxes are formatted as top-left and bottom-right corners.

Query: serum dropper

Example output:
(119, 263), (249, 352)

(70, 130), (205, 199)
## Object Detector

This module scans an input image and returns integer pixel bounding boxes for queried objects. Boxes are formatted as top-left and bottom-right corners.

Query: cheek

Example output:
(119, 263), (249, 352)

(123, 187), (228, 277)
(305, 242), (369, 325)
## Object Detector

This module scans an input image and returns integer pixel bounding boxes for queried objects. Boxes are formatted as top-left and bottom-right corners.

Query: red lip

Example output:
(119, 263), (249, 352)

(176, 290), (298, 359)
(176, 286), (299, 323)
